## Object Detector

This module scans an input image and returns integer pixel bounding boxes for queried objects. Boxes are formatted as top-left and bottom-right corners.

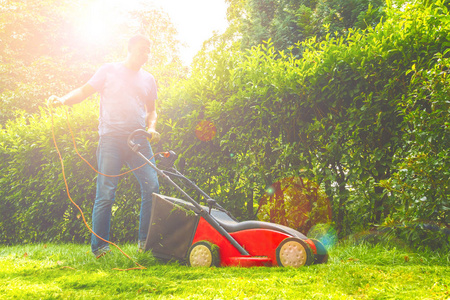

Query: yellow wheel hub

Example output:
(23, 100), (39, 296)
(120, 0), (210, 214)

(189, 244), (213, 267)
(279, 240), (307, 267)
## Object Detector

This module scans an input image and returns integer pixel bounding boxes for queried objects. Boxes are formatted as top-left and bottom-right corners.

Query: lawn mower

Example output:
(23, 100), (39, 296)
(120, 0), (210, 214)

(128, 129), (329, 267)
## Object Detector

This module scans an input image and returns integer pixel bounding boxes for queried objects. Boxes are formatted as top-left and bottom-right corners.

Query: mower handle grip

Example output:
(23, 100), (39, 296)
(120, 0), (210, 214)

(127, 129), (153, 148)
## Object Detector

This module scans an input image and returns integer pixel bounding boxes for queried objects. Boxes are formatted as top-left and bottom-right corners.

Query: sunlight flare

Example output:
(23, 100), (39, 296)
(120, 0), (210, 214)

(72, 0), (228, 64)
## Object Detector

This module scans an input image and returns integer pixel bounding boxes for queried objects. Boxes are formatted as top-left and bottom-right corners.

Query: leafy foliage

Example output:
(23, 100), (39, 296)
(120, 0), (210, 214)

(379, 51), (450, 249)
(158, 0), (449, 249)
(258, 177), (332, 234)
(1, 103), (97, 244)
(225, 0), (385, 52)
(0, 0), (448, 251)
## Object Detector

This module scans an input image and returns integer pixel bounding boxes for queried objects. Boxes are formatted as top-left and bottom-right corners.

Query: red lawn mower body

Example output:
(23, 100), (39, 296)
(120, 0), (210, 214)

(144, 193), (328, 268)
(128, 130), (329, 268)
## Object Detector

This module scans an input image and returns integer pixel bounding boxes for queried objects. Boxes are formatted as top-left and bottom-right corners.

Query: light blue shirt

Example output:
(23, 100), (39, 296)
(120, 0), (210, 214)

(88, 62), (157, 136)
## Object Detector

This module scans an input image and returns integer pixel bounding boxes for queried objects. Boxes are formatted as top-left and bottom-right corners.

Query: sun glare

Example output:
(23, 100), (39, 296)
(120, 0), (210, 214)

(74, 0), (136, 45)
(158, 0), (228, 64)
(77, 14), (111, 44)
(73, 0), (228, 64)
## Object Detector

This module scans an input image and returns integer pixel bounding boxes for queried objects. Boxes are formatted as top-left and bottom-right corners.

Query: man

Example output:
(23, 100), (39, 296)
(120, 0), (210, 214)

(48, 34), (160, 257)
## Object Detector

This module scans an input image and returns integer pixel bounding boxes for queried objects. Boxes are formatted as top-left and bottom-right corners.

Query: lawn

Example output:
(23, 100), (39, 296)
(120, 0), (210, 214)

(0, 242), (448, 299)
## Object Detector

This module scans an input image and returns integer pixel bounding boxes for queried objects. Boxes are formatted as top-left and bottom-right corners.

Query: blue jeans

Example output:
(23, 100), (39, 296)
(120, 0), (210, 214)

(91, 135), (159, 255)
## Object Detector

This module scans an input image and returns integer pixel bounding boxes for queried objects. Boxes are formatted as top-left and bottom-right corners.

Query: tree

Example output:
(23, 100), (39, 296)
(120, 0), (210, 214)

(225, 0), (385, 53)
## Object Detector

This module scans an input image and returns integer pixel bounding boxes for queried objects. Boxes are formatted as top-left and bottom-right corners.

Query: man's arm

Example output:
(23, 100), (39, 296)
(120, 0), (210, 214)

(146, 100), (160, 143)
(48, 83), (96, 106)
(146, 100), (157, 131)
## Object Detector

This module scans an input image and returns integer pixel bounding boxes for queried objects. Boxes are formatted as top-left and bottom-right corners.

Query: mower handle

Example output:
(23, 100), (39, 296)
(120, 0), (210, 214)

(127, 129), (153, 149)
(126, 129), (250, 256)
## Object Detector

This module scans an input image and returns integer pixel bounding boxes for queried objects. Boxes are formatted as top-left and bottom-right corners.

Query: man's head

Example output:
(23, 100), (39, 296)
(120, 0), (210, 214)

(128, 34), (151, 52)
(126, 34), (151, 70)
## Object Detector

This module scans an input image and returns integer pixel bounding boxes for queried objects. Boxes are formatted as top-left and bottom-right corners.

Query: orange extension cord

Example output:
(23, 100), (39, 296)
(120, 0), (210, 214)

(49, 106), (166, 271)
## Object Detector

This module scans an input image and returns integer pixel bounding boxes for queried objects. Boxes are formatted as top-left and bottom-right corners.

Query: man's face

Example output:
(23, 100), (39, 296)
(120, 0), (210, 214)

(130, 41), (151, 67)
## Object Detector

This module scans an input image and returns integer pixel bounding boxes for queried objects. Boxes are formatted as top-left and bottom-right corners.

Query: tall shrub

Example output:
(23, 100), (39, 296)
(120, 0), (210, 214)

(380, 51), (450, 249)
(159, 0), (450, 240)
(0, 102), (146, 244)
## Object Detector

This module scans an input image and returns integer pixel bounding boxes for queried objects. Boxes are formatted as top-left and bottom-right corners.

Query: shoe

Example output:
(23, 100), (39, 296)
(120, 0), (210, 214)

(95, 250), (112, 259)
(93, 246), (112, 259)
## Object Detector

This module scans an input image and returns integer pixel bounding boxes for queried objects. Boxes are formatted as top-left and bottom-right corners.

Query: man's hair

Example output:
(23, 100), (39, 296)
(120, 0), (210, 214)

(128, 34), (151, 52)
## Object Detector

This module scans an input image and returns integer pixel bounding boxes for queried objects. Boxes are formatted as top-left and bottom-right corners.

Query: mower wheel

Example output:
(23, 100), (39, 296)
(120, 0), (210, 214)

(187, 241), (220, 267)
(276, 237), (314, 267)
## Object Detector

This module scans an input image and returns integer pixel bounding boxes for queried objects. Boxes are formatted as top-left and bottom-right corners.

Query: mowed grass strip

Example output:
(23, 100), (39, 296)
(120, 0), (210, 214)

(0, 243), (448, 299)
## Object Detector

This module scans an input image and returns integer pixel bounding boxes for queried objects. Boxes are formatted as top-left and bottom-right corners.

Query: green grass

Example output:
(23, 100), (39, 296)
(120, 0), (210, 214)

(0, 242), (448, 299)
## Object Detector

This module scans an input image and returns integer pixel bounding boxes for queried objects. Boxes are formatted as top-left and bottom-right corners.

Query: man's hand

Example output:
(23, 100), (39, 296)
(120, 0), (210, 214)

(147, 129), (161, 143)
(47, 95), (64, 107)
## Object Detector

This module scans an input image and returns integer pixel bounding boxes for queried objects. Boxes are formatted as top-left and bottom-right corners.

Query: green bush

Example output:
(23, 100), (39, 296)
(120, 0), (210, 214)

(158, 0), (450, 246)
(1, 0), (448, 250)
(0, 101), (143, 244)
(379, 52), (450, 250)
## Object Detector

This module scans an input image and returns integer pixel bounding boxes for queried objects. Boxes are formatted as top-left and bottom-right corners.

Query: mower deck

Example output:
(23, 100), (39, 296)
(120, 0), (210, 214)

(127, 129), (328, 268)
(143, 194), (327, 267)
